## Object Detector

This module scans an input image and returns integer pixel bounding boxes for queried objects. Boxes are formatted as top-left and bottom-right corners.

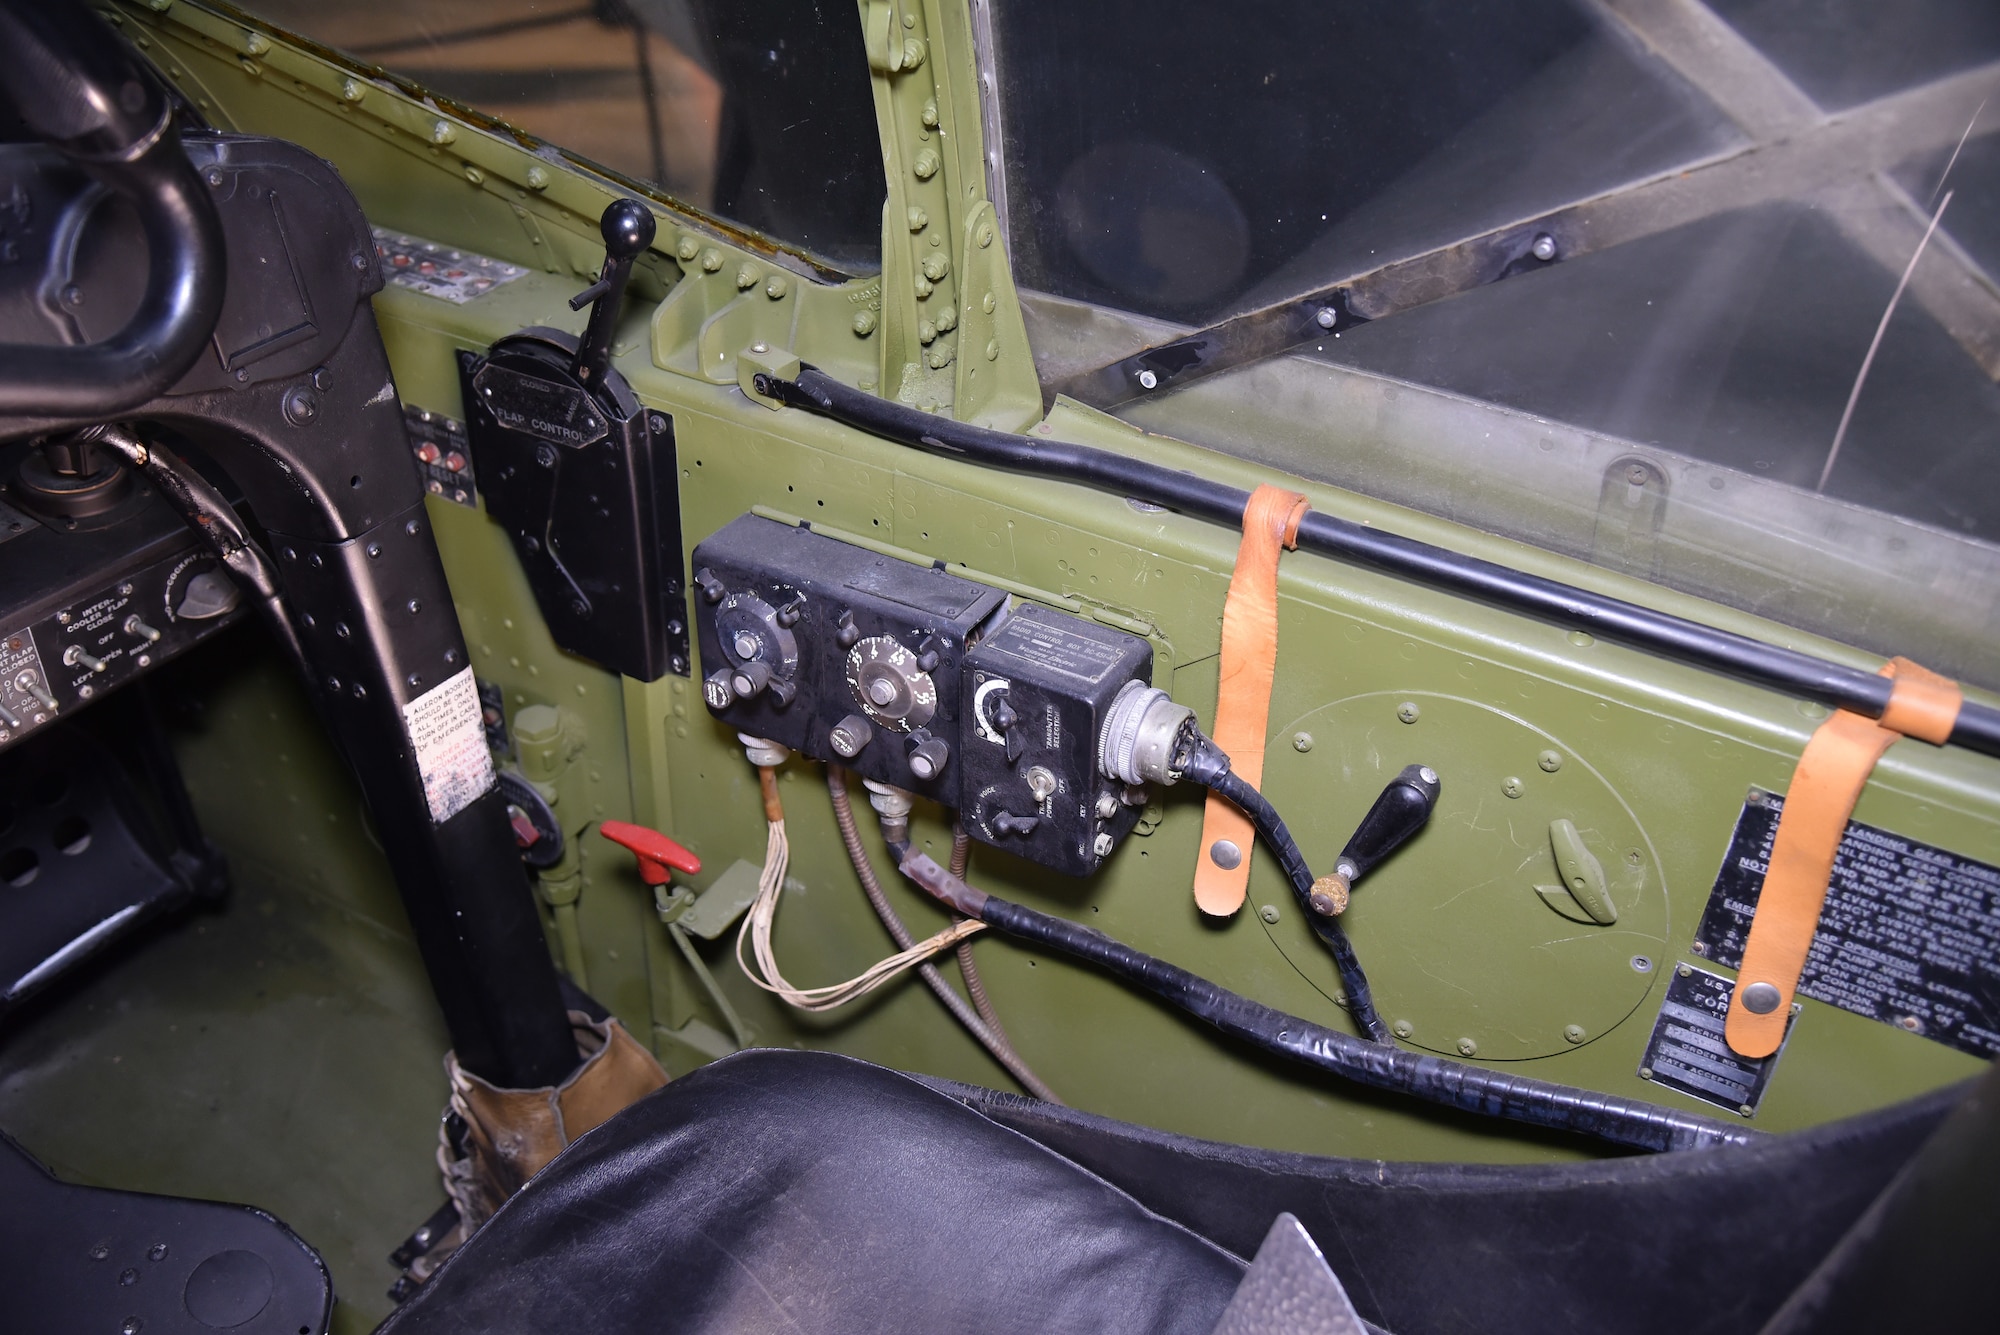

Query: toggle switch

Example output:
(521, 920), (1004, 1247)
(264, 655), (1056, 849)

(123, 615), (162, 644)
(63, 645), (107, 673)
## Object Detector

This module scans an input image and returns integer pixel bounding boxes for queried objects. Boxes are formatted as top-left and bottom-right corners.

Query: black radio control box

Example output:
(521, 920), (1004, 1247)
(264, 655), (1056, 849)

(689, 514), (1156, 874)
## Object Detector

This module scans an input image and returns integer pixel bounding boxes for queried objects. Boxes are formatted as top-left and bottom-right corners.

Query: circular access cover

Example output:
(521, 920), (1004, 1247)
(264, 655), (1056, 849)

(1254, 692), (1667, 1060)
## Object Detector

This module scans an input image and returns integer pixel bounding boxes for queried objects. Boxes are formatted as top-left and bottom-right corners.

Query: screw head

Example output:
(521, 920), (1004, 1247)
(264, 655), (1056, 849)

(1456, 1037), (1478, 1057)
(1501, 776), (1525, 798)
(1677, 963), (1693, 978)
(1137, 369), (1159, 390)
(1538, 749), (1563, 772)
(1292, 731), (1313, 752)
(1564, 1024), (1586, 1044)
(1392, 1020), (1414, 1039)
(1638, 1066), (1654, 1080)
(1396, 702), (1420, 724)
(1739, 1104), (1756, 1117)
(1259, 905), (1281, 924)
(1631, 955), (1653, 973)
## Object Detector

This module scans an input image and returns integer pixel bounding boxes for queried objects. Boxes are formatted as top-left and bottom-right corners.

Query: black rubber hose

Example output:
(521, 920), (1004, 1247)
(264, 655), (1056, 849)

(899, 851), (1757, 1154)
(0, 0), (227, 418)
(760, 368), (2000, 759)
(1172, 731), (1392, 1043)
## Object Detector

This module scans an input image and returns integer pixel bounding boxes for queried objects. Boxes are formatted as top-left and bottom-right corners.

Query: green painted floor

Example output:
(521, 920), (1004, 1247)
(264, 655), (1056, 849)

(0, 641), (453, 1334)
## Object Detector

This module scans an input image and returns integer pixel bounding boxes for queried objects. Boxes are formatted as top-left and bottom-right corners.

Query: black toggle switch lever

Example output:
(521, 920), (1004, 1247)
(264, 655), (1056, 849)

(569, 198), (657, 388)
(1310, 763), (1441, 916)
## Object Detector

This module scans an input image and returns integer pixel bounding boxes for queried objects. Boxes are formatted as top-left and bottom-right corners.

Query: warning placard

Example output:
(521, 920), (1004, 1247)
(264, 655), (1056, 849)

(402, 665), (494, 824)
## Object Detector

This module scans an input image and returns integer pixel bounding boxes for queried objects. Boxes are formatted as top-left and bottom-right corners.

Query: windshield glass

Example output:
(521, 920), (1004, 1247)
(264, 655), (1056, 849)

(992, 0), (2000, 684)
(241, 0), (885, 271)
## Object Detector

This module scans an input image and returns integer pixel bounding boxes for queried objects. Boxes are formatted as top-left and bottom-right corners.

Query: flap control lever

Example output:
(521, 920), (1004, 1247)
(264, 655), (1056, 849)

(569, 198), (657, 388)
(599, 819), (702, 886)
(1312, 764), (1440, 915)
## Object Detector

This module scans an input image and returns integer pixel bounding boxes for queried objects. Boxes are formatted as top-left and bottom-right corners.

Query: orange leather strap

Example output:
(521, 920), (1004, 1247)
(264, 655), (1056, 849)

(1725, 658), (1963, 1057)
(1194, 484), (1310, 916)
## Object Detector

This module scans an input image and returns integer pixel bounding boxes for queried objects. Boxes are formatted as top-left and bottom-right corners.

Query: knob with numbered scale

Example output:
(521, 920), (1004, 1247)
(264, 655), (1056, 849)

(844, 635), (937, 733)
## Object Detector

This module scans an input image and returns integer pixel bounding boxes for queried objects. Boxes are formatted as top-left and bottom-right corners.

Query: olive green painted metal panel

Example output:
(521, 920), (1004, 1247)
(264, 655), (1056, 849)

(105, 0), (2000, 1172)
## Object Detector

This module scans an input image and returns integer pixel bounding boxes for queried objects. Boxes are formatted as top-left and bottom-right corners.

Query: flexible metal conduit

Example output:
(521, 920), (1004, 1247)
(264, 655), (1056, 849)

(900, 851), (1758, 1154)
(761, 369), (2000, 760)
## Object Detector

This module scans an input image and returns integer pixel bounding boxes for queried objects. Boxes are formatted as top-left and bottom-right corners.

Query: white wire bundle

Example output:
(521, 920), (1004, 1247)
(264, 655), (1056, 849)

(734, 811), (984, 1013)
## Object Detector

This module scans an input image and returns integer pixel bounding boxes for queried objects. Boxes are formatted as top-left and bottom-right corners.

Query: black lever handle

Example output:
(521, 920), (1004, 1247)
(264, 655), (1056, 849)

(569, 197), (656, 388)
(1327, 763), (1440, 902)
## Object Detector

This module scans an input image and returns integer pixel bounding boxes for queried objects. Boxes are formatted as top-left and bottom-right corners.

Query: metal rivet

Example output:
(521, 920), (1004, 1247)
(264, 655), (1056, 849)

(1741, 981), (1783, 1014)
(366, 542), (382, 559)
(1208, 839), (1242, 870)
(1137, 369), (1158, 390)
(1396, 702), (1420, 724)
(1531, 233), (1558, 262)
(1292, 732), (1313, 752)
(407, 599), (422, 614)
(1259, 905), (1280, 924)
(1538, 749), (1563, 772)
(1501, 776), (1524, 798)
(1315, 307), (1336, 329)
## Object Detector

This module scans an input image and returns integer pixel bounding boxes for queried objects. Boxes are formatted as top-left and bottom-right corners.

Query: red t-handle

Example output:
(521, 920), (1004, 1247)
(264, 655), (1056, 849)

(599, 820), (701, 885)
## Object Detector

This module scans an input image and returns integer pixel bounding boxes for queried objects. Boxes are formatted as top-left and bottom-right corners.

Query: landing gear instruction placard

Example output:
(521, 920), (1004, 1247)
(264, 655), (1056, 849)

(403, 665), (495, 824)
(1694, 788), (2000, 1059)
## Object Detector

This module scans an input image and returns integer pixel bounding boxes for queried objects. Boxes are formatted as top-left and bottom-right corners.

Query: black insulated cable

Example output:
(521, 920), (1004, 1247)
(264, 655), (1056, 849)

(898, 851), (1757, 1155)
(757, 367), (2000, 760)
(1173, 734), (1393, 1044)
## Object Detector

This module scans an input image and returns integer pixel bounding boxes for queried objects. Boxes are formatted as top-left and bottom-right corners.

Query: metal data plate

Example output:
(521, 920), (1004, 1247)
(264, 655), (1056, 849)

(1639, 964), (1795, 1117)
(1696, 788), (2000, 1058)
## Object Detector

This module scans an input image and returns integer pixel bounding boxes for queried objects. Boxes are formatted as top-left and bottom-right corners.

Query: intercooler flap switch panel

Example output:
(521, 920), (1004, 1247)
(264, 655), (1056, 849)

(961, 604), (1154, 876)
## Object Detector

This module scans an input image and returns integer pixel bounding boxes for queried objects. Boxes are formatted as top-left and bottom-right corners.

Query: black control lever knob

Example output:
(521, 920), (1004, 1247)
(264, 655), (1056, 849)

(993, 811), (1040, 837)
(570, 198), (657, 387)
(1326, 764), (1440, 907)
(907, 729), (950, 781)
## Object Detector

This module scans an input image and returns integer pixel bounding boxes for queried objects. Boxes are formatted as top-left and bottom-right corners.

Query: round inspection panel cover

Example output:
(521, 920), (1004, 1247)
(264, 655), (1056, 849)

(1255, 692), (1667, 1059)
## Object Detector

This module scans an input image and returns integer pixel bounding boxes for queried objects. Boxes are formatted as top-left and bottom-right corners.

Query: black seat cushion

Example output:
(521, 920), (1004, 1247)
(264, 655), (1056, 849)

(382, 1049), (1247, 1334)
